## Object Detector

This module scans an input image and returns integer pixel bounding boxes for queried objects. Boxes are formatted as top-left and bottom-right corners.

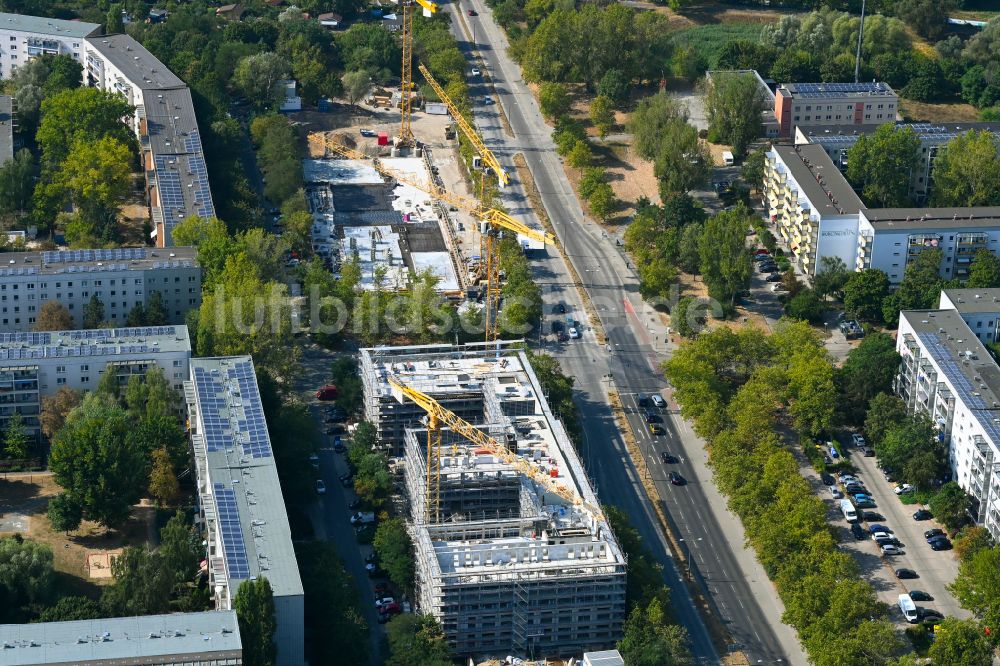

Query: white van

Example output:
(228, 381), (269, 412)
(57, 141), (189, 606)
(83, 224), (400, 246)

(840, 499), (857, 522)
(722, 150), (734, 166)
(898, 594), (918, 623)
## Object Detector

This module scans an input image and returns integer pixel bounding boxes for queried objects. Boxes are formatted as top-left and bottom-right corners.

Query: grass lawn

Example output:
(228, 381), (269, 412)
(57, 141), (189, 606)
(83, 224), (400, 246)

(670, 23), (767, 69)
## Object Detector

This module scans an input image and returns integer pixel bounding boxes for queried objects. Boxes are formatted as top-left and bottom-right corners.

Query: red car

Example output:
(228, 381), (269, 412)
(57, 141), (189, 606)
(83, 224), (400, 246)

(315, 384), (338, 400)
(379, 601), (401, 615)
(467, 8), (477, 15)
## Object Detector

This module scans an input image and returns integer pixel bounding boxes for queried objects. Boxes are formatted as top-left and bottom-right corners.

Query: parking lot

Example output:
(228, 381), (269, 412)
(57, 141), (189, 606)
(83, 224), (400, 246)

(818, 443), (970, 626)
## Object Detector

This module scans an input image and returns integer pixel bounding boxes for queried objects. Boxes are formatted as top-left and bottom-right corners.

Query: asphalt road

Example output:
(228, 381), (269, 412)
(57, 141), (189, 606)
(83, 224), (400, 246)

(447, 2), (795, 663)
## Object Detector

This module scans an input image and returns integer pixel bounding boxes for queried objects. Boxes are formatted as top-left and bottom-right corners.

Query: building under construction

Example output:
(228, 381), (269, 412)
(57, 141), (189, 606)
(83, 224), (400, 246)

(361, 342), (626, 659)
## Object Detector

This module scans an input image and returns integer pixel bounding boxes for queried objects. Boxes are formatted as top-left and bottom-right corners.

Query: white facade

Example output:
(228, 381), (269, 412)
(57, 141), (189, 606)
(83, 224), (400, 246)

(0, 13), (98, 79)
(0, 248), (201, 332)
(857, 208), (1000, 284)
(896, 309), (1000, 539)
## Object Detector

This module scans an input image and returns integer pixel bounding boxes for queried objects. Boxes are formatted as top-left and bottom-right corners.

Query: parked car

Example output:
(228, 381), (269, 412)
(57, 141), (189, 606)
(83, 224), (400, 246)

(881, 544), (903, 556)
(373, 581), (390, 595)
(556, 303), (566, 314)
(348, 498), (362, 510)
(669, 471), (685, 486)
(920, 610), (944, 624)
(829, 486), (843, 499)
(869, 524), (892, 534)
(924, 528), (945, 540)
(863, 511), (885, 521)
(844, 483), (866, 494)
(839, 473), (859, 484)
(894, 483), (915, 495)
(770, 283), (787, 293)
(471, 67), (481, 76)
(315, 479), (326, 495)
(821, 472), (835, 486)
(851, 523), (865, 540)
(649, 424), (666, 435)
(913, 509), (933, 521)
(309, 453), (319, 469)
(568, 327), (580, 339)
(862, 447), (875, 457)
(895, 568), (918, 579)
(929, 538), (952, 551)
(909, 590), (933, 601)
(852, 433), (866, 447)
(766, 273), (782, 282)
(359, 128), (376, 137)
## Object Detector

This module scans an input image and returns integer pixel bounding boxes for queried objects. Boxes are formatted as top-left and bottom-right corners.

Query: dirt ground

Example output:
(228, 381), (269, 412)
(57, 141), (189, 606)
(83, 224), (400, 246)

(0, 473), (154, 589)
(899, 98), (983, 123)
(669, 272), (770, 337)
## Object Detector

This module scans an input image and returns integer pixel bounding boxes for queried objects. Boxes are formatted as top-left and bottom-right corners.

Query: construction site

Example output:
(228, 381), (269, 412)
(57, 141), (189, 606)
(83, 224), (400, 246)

(360, 341), (627, 659)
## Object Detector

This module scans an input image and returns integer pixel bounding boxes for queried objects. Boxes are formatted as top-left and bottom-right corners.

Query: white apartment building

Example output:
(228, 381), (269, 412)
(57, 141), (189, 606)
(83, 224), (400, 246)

(795, 122), (1000, 203)
(775, 81), (897, 137)
(0, 247), (201, 332)
(764, 144), (866, 277)
(0, 325), (192, 438)
(0, 12), (99, 79)
(856, 207), (1000, 283)
(939, 288), (1000, 345)
(896, 308), (1000, 538)
(186, 357), (304, 666)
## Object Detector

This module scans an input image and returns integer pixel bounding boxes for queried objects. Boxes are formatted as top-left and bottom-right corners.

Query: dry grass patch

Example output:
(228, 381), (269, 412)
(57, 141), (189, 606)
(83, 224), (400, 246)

(900, 98), (982, 123)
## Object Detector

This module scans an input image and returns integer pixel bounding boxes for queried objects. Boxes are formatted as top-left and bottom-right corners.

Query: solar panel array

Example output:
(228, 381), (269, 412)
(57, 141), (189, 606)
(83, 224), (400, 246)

(193, 366), (229, 453)
(227, 360), (272, 458)
(213, 483), (251, 580)
(42, 249), (147, 264)
(154, 155), (186, 221)
(0, 332), (51, 345)
(0, 267), (38, 277)
(788, 82), (892, 98)
(0, 344), (148, 360)
(919, 332), (1000, 444)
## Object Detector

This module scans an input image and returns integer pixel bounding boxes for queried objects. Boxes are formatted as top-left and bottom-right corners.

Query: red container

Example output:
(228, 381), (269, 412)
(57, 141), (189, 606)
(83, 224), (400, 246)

(377, 132), (389, 146)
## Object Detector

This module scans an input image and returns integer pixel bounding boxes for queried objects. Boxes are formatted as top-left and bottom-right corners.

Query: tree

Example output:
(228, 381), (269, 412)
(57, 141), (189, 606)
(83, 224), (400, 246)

(0, 149), (37, 219)
(0, 538), (54, 617)
(837, 333), (900, 423)
(876, 414), (937, 475)
(330, 357), (363, 415)
(705, 72), (766, 156)
(106, 4), (124, 34)
(149, 447), (180, 506)
(598, 68), (629, 105)
(35, 87), (134, 172)
(846, 124), (920, 207)
(629, 93), (683, 161)
(567, 140), (592, 168)
(539, 82), (571, 119)
(843, 269), (890, 322)
(590, 95), (615, 138)
(588, 182), (616, 221)
(373, 518), (415, 591)
(102, 545), (172, 617)
(786, 289), (824, 324)
(233, 52), (291, 109)
(159, 511), (200, 588)
(951, 546), (1000, 635)
(37, 595), (104, 622)
(579, 167), (607, 200)
(813, 256), (850, 300)
(698, 206), (752, 308)
(897, 0), (957, 41)
(882, 248), (947, 326)
(342, 70), (369, 107)
(146, 291), (168, 326)
(927, 617), (993, 665)
(770, 49), (820, 83)
(904, 448), (942, 491)
(48, 394), (148, 529)
(235, 577), (277, 666)
(83, 294), (105, 329)
(864, 393), (909, 447)
(787, 348), (836, 438)
(930, 482), (972, 530)
(47, 493), (82, 533)
(678, 223), (702, 274)
(39, 387), (83, 441)
(932, 130), (1000, 207)
(4, 411), (29, 459)
(653, 120), (711, 197)
(385, 614), (452, 666)
(741, 149), (766, 193)
(618, 597), (692, 666)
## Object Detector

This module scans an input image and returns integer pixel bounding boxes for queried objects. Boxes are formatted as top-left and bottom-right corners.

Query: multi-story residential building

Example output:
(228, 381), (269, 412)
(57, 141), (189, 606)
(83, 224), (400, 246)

(84, 34), (216, 246)
(0, 325), (191, 438)
(856, 207), (1000, 282)
(0, 12), (99, 79)
(186, 356), (304, 666)
(362, 342), (626, 658)
(896, 307), (1000, 538)
(774, 81), (897, 137)
(764, 144), (866, 277)
(0, 610), (242, 665)
(795, 122), (1000, 203)
(939, 288), (1000, 345)
(0, 246), (200, 332)
(706, 69), (780, 138)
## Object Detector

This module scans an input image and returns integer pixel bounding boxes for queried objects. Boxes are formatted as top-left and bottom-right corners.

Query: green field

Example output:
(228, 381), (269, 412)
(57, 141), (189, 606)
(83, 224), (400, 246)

(670, 23), (768, 69)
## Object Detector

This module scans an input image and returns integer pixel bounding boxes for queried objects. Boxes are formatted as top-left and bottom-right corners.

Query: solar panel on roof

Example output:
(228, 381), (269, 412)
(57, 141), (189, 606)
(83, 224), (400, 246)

(214, 484), (251, 580)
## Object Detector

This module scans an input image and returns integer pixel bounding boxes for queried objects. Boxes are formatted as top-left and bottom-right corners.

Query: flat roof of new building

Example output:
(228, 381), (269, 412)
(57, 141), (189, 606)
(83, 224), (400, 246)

(901, 309), (1000, 443)
(0, 611), (241, 666)
(780, 81), (896, 98)
(942, 288), (1000, 314)
(144, 87), (216, 245)
(190, 356), (303, 599)
(0, 246), (198, 278)
(861, 207), (1000, 230)
(0, 12), (99, 37)
(86, 34), (185, 90)
(0, 96), (13, 168)
(304, 159), (383, 184)
(584, 649), (626, 666)
(771, 144), (865, 216)
(0, 325), (190, 361)
(798, 122), (1000, 146)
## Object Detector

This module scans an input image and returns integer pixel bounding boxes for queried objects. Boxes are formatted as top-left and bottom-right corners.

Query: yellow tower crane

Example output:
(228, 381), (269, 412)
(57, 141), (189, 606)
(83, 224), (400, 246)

(387, 376), (604, 524)
(399, 0), (439, 147)
(309, 132), (553, 342)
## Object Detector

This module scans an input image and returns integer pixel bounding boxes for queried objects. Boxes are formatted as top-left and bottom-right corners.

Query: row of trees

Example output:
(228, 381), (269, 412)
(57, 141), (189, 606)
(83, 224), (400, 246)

(845, 126), (1000, 208)
(664, 323), (901, 664)
(250, 115), (304, 208)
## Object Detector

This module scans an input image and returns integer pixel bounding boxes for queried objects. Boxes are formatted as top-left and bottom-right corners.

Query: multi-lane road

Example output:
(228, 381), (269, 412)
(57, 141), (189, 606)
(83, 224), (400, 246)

(444, 2), (805, 663)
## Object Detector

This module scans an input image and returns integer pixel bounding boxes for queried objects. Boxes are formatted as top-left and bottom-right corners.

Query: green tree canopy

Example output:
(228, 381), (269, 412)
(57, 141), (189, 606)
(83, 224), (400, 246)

(846, 124), (920, 207)
(698, 206), (753, 308)
(385, 614), (452, 666)
(932, 130), (1000, 207)
(951, 545), (1000, 634)
(837, 332), (901, 423)
(843, 269), (890, 322)
(927, 617), (993, 665)
(235, 577), (278, 666)
(539, 82), (571, 119)
(930, 482), (972, 530)
(102, 545), (172, 617)
(705, 72), (766, 156)
(617, 596), (692, 666)
(36, 87), (135, 173)
(0, 537), (54, 620)
(373, 517), (415, 591)
(968, 249), (1000, 288)
(232, 52), (290, 109)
